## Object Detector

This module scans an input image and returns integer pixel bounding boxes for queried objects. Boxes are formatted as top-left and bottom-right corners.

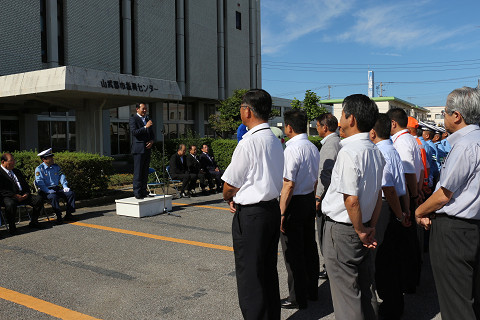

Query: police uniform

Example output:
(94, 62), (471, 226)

(35, 149), (75, 222)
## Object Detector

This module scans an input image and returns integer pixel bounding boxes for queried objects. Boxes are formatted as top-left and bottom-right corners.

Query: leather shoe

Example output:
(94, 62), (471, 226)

(181, 192), (190, 198)
(280, 298), (306, 309)
(55, 216), (64, 225)
(8, 225), (17, 235)
(319, 269), (328, 280)
(28, 221), (45, 229)
(135, 195), (144, 199)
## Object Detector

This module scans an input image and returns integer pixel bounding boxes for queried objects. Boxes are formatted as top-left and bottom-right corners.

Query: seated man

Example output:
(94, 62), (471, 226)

(0, 153), (44, 235)
(35, 148), (76, 224)
(169, 144), (195, 198)
(186, 145), (208, 195)
(199, 144), (224, 193)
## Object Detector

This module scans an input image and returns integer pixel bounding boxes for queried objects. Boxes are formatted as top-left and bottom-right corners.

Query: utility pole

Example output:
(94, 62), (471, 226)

(477, 78), (479, 88)
(379, 82), (383, 97)
(328, 85), (331, 99)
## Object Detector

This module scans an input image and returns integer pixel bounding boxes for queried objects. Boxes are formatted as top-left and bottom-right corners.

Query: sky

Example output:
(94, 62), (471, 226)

(260, 0), (480, 107)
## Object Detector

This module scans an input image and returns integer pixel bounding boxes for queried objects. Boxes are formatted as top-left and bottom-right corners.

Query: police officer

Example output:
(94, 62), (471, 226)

(35, 148), (76, 224)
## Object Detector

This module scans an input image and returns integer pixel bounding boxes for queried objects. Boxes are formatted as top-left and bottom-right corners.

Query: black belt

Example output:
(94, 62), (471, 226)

(325, 215), (353, 227)
(431, 213), (480, 224)
(236, 198), (277, 208)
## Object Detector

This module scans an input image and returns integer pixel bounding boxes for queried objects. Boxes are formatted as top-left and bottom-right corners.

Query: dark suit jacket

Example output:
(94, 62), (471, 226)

(0, 168), (31, 199)
(186, 153), (202, 174)
(169, 153), (188, 175)
(129, 114), (155, 154)
(199, 152), (218, 171)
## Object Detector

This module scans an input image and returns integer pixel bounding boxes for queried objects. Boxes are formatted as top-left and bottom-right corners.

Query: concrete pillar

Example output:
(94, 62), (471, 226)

(19, 114), (39, 151)
(249, 0), (257, 89)
(255, 0), (262, 88)
(195, 102), (205, 137)
(46, 0), (59, 67)
(75, 100), (110, 155)
(217, 0), (225, 100)
(149, 102), (164, 141)
(176, 0), (186, 95)
(121, 0), (133, 74)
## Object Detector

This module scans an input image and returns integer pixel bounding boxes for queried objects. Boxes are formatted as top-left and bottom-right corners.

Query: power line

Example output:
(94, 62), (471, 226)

(262, 58), (480, 67)
(262, 65), (480, 73)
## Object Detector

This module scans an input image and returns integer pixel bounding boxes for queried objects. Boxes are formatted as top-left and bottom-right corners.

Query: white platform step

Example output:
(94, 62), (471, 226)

(115, 195), (173, 218)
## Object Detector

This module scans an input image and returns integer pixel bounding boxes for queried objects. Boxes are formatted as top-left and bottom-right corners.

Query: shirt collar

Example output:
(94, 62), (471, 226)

(243, 123), (270, 137)
(41, 162), (50, 169)
(340, 132), (370, 147)
(321, 132), (338, 145)
(285, 133), (307, 146)
(376, 139), (392, 148)
(137, 113), (145, 119)
(448, 125), (480, 146)
(391, 129), (408, 141)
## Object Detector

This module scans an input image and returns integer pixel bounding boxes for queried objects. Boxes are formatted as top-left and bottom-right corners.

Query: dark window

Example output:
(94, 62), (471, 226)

(57, 0), (64, 65)
(1, 120), (20, 152)
(40, 0), (47, 63)
(236, 11), (241, 30)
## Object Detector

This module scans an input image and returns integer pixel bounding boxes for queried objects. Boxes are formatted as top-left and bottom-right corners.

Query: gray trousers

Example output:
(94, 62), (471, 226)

(430, 215), (480, 320)
(323, 219), (378, 320)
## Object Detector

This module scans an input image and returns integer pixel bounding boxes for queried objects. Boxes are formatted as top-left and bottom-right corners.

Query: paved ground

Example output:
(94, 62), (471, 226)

(0, 191), (441, 319)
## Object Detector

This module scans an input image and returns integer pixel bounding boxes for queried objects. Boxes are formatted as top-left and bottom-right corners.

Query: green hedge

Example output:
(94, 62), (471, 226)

(12, 151), (114, 199)
(211, 139), (238, 170)
(308, 136), (323, 151)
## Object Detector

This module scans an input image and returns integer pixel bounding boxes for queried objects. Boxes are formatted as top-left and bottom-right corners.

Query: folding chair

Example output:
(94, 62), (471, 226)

(146, 168), (164, 195)
(165, 166), (181, 198)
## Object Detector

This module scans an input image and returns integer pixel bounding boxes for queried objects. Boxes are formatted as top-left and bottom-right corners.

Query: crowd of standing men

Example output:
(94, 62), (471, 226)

(223, 87), (480, 320)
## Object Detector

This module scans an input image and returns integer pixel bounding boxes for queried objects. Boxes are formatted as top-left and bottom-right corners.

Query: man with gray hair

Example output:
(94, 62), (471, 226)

(416, 86), (480, 320)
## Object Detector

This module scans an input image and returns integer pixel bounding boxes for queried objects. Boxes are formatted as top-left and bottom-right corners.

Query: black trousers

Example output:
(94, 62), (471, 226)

(1, 194), (43, 227)
(188, 172), (207, 191)
(206, 169), (224, 189)
(40, 189), (76, 216)
(233, 199), (281, 320)
(280, 192), (319, 306)
(430, 215), (480, 320)
(133, 151), (151, 197)
(171, 173), (195, 192)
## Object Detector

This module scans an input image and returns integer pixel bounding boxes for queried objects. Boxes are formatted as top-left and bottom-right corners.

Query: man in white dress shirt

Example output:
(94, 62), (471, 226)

(416, 87), (480, 320)
(222, 89), (284, 320)
(322, 94), (385, 320)
(279, 109), (320, 310)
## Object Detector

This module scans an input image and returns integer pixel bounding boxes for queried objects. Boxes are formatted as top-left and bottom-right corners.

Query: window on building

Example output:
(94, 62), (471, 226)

(0, 120), (20, 152)
(163, 102), (196, 139)
(236, 11), (242, 30)
(37, 111), (75, 152)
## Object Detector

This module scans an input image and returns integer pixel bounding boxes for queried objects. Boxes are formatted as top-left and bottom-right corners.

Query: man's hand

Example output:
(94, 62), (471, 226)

(401, 212), (412, 228)
(48, 189), (56, 194)
(356, 226), (377, 249)
(416, 216), (431, 230)
(14, 194), (26, 201)
(146, 140), (153, 149)
(280, 215), (286, 234)
(227, 200), (236, 213)
(315, 200), (321, 212)
(215, 167), (220, 172)
(146, 120), (153, 128)
(63, 187), (70, 193)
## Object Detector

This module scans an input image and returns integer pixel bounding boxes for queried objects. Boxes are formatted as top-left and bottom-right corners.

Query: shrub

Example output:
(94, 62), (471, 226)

(12, 151), (114, 200)
(211, 139), (238, 170)
(308, 136), (323, 151)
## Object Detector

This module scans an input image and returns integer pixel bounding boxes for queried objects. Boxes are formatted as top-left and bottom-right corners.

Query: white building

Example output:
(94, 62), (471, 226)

(424, 106), (445, 127)
(0, 0), (261, 155)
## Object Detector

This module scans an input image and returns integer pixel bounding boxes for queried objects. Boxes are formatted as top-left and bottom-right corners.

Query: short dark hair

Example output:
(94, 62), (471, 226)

(136, 102), (146, 109)
(1, 153), (12, 162)
(189, 145), (196, 151)
(316, 113), (338, 132)
(343, 94), (379, 132)
(373, 113), (392, 140)
(177, 144), (186, 151)
(242, 89), (272, 121)
(284, 109), (307, 134)
(416, 128), (423, 137)
(386, 108), (408, 128)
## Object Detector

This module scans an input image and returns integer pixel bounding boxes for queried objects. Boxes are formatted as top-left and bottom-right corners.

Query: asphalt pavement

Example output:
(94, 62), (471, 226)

(0, 191), (441, 319)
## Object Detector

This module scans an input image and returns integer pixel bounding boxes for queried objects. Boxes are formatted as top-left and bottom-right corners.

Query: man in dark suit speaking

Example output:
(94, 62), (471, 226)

(129, 103), (155, 199)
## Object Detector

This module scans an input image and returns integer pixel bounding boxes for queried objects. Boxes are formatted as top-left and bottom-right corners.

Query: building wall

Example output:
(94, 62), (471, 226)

(224, 0), (251, 96)
(134, 0), (176, 80)
(0, 1), (43, 76)
(425, 106), (445, 126)
(65, 0), (120, 73)
(184, 0), (218, 99)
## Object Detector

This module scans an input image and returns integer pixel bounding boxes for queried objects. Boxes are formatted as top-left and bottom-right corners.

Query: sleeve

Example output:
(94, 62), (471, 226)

(35, 167), (50, 193)
(333, 150), (359, 196)
(395, 143), (416, 174)
(439, 145), (475, 194)
(59, 167), (68, 188)
(129, 115), (146, 138)
(283, 148), (299, 182)
(316, 144), (337, 197)
(382, 160), (395, 187)
(221, 144), (249, 188)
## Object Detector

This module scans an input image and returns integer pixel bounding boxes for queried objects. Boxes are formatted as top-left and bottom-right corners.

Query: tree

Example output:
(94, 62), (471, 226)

(290, 90), (329, 135)
(208, 89), (247, 138)
(208, 88), (281, 138)
(291, 97), (301, 109)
